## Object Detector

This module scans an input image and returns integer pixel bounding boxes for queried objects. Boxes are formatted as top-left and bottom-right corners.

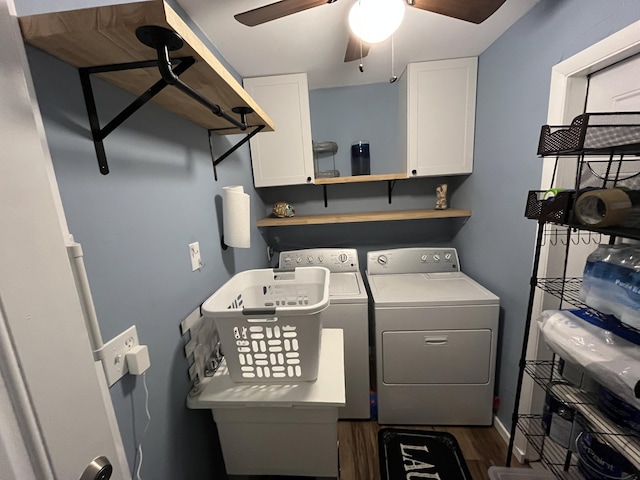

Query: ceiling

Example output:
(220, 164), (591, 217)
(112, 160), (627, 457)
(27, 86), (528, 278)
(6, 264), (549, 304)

(177, 0), (541, 90)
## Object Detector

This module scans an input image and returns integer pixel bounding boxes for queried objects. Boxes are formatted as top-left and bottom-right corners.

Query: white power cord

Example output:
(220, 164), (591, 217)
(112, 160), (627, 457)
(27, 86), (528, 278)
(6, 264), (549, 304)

(134, 373), (151, 480)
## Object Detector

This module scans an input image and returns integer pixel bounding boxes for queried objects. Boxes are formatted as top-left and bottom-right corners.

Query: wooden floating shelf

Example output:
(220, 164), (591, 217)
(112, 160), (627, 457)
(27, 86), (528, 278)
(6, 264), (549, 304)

(257, 209), (471, 227)
(314, 173), (407, 185)
(18, 0), (274, 134)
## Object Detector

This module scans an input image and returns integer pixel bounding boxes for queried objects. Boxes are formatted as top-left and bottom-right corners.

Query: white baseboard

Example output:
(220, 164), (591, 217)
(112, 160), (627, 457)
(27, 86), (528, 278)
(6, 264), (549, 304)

(493, 415), (527, 465)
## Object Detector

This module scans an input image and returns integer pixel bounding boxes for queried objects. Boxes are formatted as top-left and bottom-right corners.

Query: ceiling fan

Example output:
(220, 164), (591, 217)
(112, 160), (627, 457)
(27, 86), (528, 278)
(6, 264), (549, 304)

(234, 0), (507, 63)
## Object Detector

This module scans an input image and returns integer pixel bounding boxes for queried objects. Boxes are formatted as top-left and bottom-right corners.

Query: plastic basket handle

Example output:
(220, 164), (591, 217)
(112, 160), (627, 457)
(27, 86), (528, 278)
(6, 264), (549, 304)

(246, 317), (278, 323)
(272, 267), (296, 281)
(273, 267), (295, 273)
(242, 307), (277, 318)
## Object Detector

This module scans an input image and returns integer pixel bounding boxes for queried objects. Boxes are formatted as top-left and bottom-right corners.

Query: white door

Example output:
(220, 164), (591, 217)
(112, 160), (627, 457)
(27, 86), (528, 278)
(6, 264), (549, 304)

(584, 53), (640, 193)
(587, 53), (640, 110)
(0, 2), (129, 479)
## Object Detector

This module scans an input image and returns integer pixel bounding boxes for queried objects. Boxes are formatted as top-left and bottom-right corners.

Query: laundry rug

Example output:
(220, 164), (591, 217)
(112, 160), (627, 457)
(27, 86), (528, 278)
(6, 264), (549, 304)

(379, 428), (473, 480)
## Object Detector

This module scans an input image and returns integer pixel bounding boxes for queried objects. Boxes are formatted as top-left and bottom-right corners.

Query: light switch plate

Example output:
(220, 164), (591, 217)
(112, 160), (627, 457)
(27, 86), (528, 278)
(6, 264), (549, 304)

(95, 325), (139, 387)
(189, 241), (201, 271)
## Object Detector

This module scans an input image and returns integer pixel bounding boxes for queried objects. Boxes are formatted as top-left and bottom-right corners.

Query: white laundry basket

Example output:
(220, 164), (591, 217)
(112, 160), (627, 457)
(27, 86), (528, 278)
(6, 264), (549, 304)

(202, 267), (330, 383)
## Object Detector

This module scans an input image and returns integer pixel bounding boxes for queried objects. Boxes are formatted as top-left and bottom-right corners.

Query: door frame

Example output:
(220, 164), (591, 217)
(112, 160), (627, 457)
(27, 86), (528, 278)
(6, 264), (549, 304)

(512, 19), (640, 462)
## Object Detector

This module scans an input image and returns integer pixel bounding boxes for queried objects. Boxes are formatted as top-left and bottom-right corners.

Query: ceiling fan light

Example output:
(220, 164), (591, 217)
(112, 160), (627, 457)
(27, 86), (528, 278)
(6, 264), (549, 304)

(348, 0), (405, 44)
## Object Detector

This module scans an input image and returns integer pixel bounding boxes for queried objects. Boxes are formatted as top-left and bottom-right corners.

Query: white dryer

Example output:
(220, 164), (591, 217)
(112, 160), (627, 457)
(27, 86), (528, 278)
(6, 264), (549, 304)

(280, 248), (370, 419)
(366, 247), (499, 426)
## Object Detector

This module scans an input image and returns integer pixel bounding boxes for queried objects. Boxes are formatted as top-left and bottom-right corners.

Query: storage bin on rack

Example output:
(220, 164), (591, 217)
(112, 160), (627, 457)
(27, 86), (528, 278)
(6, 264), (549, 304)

(525, 190), (575, 223)
(537, 112), (640, 156)
(488, 466), (555, 480)
(201, 267), (330, 383)
(538, 112), (640, 196)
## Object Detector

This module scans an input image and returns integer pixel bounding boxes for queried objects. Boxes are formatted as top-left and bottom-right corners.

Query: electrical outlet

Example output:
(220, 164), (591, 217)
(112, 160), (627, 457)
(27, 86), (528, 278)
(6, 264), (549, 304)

(189, 241), (201, 271)
(95, 325), (140, 387)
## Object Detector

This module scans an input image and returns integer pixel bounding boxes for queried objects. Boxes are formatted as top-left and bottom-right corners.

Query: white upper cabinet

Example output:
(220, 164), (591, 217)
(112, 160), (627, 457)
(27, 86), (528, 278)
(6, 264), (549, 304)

(244, 73), (314, 187)
(401, 57), (478, 177)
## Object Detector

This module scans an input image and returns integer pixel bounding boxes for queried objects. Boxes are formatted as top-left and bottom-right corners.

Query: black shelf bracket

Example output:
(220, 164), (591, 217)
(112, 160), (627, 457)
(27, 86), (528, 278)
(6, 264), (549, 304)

(321, 178), (398, 208)
(79, 25), (263, 175)
(208, 119), (265, 181)
(79, 56), (195, 175)
(388, 179), (397, 204)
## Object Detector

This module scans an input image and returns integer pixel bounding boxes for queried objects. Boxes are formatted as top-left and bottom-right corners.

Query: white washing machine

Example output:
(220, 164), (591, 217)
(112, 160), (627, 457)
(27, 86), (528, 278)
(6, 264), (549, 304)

(366, 247), (499, 426)
(280, 248), (370, 419)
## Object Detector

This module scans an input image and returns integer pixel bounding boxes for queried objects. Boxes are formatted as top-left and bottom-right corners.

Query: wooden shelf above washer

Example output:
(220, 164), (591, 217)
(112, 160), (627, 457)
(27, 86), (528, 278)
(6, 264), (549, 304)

(18, 0), (274, 134)
(257, 208), (472, 227)
(314, 173), (407, 185)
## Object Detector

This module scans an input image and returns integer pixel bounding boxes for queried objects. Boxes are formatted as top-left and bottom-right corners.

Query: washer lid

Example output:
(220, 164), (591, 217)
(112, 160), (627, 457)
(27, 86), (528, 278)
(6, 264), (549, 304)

(329, 272), (368, 304)
(367, 272), (499, 307)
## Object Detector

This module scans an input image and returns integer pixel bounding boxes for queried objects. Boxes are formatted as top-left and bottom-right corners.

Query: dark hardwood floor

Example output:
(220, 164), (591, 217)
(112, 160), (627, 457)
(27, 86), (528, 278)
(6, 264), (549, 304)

(337, 421), (525, 480)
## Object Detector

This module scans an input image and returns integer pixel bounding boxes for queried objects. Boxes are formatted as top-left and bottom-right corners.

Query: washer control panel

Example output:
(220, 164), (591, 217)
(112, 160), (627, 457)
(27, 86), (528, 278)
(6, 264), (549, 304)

(279, 248), (359, 273)
(366, 248), (460, 275)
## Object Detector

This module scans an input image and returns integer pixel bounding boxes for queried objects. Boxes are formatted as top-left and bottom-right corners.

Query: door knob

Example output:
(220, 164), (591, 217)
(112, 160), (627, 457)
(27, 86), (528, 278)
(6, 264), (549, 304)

(79, 456), (113, 480)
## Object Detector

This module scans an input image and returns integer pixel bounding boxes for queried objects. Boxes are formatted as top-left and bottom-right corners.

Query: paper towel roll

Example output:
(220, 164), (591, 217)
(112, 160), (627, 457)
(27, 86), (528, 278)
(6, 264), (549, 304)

(223, 186), (250, 248)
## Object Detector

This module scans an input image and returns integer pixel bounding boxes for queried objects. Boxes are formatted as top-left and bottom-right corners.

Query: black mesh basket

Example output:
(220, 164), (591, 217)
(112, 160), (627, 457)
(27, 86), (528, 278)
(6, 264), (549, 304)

(538, 112), (640, 156)
(525, 190), (575, 223)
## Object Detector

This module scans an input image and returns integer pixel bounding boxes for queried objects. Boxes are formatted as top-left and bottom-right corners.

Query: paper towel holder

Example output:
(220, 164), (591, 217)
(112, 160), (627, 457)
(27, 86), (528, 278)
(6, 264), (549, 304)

(220, 235), (229, 250)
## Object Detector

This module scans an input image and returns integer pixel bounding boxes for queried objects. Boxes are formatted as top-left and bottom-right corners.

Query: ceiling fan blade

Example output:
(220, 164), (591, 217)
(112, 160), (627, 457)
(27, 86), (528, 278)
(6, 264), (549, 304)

(344, 32), (370, 63)
(235, 0), (333, 26)
(410, 0), (507, 24)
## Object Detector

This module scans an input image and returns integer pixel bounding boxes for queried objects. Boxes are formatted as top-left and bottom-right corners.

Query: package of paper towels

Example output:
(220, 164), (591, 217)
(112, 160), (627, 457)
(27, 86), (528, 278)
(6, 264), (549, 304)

(539, 310), (640, 408)
(223, 186), (250, 248)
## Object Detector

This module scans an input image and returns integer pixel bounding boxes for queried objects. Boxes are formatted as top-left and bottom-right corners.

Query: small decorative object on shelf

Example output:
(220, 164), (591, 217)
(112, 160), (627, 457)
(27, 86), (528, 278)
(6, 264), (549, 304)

(435, 184), (448, 210)
(272, 201), (295, 218)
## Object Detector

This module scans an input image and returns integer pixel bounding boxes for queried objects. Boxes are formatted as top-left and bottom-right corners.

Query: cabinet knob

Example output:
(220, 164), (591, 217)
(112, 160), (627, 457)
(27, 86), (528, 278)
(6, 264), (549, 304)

(307, 177), (312, 183)
(411, 170), (417, 175)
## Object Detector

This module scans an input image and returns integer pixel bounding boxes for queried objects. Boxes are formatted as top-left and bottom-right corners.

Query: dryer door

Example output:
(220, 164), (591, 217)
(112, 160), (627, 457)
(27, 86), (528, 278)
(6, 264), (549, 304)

(382, 329), (492, 384)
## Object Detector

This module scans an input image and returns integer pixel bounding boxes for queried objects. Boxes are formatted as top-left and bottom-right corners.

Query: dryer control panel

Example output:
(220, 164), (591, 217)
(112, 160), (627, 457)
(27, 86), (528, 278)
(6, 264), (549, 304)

(366, 248), (460, 275)
(279, 248), (359, 273)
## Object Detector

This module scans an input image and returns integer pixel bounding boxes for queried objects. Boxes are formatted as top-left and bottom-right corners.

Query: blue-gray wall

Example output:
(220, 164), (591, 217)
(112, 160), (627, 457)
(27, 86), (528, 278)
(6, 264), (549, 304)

(310, 83), (400, 176)
(455, 0), (640, 431)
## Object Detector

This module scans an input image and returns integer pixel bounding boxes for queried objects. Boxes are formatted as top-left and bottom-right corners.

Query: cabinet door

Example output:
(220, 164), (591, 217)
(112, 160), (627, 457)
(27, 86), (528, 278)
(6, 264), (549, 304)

(405, 57), (477, 177)
(243, 73), (314, 187)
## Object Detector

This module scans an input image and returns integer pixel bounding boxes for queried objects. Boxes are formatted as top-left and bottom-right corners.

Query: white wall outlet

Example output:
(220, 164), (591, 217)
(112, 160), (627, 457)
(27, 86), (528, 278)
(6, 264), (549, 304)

(95, 325), (140, 387)
(189, 241), (201, 271)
